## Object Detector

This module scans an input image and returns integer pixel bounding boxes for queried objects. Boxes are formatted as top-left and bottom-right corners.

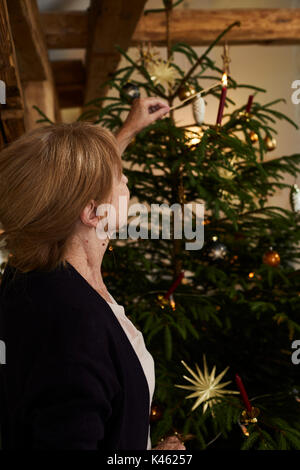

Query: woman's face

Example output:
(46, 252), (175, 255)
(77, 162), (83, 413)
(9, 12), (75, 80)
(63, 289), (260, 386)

(95, 171), (130, 240)
(111, 172), (130, 230)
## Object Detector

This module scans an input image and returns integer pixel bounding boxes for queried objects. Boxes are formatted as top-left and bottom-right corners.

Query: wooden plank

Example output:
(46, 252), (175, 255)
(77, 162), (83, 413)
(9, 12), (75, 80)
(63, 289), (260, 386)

(0, 0), (25, 146)
(52, 60), (85, 108)
(41, 11), (88, 49)
(84, 0), (147, 107)
(41, 9), (300, 48)
(56, 87), (84, 109)
(58, 89), (83, 109)
(7, 0), (61, 129)
(133, 8), (300, 46)
(52, 60), (85, 86)
(7, 0), (47, 81)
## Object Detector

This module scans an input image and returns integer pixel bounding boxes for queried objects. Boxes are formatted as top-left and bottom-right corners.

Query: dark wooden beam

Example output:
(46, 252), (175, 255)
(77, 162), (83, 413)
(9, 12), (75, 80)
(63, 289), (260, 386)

(41, 11), (88, 49)
(133, 8), (300, 46)
(56, 87), (84, 109)
(52, 60), (85, 108)
(7, 0), (61, 129)
(52, 60), (85, 87)
(41, 9), (300, 48)
(84, 0), (147, 107)
(0, 0), (25, 147)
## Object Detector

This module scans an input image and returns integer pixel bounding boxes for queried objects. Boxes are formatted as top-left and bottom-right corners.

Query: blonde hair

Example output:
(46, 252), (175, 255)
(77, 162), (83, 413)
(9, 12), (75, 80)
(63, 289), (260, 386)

(0, 121), (123, 273)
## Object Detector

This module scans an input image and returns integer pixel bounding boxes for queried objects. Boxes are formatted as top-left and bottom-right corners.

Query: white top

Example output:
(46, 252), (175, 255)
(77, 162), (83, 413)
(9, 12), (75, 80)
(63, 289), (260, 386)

(106, 292), (155, 450)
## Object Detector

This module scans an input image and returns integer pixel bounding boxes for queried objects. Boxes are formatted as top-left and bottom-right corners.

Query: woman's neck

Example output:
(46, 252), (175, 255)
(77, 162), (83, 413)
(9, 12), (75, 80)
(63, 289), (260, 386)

(64, 232), (110, 291)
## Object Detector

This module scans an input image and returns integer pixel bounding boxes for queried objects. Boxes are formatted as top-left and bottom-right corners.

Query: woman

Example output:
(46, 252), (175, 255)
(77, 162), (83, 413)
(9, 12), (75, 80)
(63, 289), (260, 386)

(0, 97), (185, 451)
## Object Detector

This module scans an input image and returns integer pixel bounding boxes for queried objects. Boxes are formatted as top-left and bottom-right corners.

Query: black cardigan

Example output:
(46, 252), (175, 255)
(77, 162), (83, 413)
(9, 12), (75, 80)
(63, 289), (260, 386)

(0, 261), (150, 450)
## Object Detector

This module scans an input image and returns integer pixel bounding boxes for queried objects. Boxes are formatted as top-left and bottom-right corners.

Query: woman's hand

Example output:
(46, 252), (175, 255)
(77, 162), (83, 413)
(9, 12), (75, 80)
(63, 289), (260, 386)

(115, 97), (170, 154)
(152, 434), (186, 451)
(123, 97), (170, 136)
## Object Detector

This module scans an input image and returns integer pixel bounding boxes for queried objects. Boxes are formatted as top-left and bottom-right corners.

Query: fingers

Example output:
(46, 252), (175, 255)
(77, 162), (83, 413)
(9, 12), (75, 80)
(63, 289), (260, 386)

(148, 104), (161, 114)
(143, 97), (169, 108)
(153, 436), (186, 450)
(144, 98), (170, 116)
(149, 105), (170, 122)
(126, 96), (170, 134)
(164, 435), (186, 450)
(133, 96), (169, 109)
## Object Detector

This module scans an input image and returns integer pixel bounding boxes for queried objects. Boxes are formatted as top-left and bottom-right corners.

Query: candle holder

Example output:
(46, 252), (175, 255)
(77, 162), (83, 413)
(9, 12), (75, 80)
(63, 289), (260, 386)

(210, 123), (222, 133)
(157, 271), (184, 309)
(240, 407), (260, 425)
(237, 407), (260, 438)
(237, 111), (252, 122)
(157, 294), (169, 309)
(157, 293), (177, 310)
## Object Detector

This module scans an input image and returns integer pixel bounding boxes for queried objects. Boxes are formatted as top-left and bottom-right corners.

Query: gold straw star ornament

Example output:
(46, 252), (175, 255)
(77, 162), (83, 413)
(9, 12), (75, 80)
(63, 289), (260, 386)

(174, 355), (239, 414)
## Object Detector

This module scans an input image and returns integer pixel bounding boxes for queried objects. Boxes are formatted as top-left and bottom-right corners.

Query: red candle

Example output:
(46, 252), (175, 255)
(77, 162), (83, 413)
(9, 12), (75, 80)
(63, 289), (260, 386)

(216, 85), (227, 125)
(164, 271), (185, 299)
(235, 374), (252, 412)
(246, 95), (254, 114)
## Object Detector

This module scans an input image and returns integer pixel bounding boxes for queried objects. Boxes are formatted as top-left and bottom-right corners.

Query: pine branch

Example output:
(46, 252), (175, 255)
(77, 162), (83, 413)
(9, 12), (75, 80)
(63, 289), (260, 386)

(170, 21), (241, 100)
(32, 105), (54, 124)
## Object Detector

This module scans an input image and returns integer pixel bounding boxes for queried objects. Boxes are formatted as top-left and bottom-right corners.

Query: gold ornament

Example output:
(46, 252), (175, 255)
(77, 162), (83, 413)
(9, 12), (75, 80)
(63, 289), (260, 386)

(262, 247), (280, 267)
(249, 131), (259, 143)
(150, 403), (163, 422)
(178, 83), (196, 101)
(174, 355), (239, 414)
(264, 136), (277, 152)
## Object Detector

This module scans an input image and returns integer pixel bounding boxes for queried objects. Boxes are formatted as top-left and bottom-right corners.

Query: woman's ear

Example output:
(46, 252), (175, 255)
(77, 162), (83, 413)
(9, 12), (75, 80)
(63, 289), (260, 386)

(79, 200), (99, 228)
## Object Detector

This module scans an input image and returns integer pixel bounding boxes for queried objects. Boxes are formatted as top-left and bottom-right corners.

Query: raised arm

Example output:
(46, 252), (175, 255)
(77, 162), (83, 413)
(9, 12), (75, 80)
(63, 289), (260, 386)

(114, 97), (170, 155)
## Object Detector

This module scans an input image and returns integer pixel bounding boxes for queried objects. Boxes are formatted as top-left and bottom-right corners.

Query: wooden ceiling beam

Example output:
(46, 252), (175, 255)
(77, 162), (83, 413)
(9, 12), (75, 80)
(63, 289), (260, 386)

(41, 8), (300, 48)
(133, 8), (300, 46)
(7, 0), (61, 129)
(52, 59), (85, 87)
(52, 60), (85, 109)
(84, 0), (147, 107)
(41, 11), (87, 49)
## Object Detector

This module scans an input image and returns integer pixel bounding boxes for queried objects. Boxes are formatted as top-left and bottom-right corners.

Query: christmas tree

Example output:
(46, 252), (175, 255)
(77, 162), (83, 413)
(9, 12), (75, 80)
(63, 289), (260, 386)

(32, 0), (300, 450)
